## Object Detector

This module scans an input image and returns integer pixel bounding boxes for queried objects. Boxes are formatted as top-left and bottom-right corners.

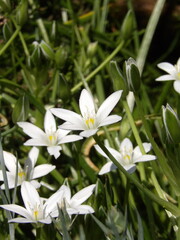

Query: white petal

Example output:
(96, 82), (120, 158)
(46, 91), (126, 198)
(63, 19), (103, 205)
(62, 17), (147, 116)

(21, 181), (41, 212)
(17, 122), (46, 139)
(99, 162), (117, 175)
(126, 91), (135, 112)
(79, 89), (95, 118)
(70, 184), (96, 206)
(44, 110), (56, 134)
(120, 138), (133, 152)
(67, 205), (94, 215)
(24, 138), (48, 146)
(51, 108), (83, 126)
(45, 186), (70, 214)
(123, 164), (136, 173)
(47, 146), (62, 159)
(133, 143), (152, 160)
(2, 151), (21, 174)
(157, 62), (176, 75)
(59, 122), (84, 131)
(30, 180), (41, 189)
(32, 164), (55, 179)
(173, 81), (180, 94)
(133, 154), (156, 163)
(0, 204), (32, 220)
(156, 74), (175, 81)
(142, 143), (152, 153)
(80, 129), (98, 137)
(99, 115), (122, 127)
(39, 217), (52, 224)
(9, 217), (35, 223)
(97, 90), (122, 123)
(94, 145), (121, 161)
(58, 134), (83, 144)
(0, 172), (21, 189)
(25, 147), (39, 174)
(56, 129), (70, 139)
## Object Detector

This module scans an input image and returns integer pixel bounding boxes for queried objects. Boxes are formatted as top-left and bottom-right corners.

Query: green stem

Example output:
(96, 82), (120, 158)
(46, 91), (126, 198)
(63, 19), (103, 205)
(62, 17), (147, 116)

(122, 100), (146, 181)
(137, 0), (166, 73)
(0, 27), (21, 56)
(71, 41), (124, 93)
(93, 134), (180, 217)
(135, 95), (180, 195)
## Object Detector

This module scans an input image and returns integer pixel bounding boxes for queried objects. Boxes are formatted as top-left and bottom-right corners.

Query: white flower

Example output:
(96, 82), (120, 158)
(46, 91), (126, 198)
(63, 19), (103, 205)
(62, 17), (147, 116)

(156, 58), (180, 93)
(0, 147), (55, 189)
(17, 110), (83, 159)
(95, 138), (156, 175)
(0, 181), (62, 224)
(51, 89), (122, 138)
(51, 184), (96, 216)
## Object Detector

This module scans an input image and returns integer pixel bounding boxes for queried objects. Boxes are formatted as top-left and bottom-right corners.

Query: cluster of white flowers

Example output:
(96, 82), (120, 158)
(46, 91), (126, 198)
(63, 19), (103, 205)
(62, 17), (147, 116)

(0, 88), (156, 225)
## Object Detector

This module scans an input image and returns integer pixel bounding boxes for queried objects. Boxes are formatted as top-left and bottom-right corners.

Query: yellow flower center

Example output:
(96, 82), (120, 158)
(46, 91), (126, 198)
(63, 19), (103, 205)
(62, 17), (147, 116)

(48, 134), (57, 145)
(33, 210), (39, 220)
(85, 118), (95, 126)
(18, 171), (26, 179)
(177, 72), (180, 80)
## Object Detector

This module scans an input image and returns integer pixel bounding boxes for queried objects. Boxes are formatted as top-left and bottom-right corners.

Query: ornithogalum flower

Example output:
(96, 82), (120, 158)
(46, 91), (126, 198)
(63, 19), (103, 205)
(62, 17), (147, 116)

(0, 181), (62, 224)
(50, 184), (96, 216)
(95, 138), (156, 175)
(51, 89), (122, 138)
(156, 58), (180, 94)
(17, 110), (83, 158)
(0, 147), (55, 189)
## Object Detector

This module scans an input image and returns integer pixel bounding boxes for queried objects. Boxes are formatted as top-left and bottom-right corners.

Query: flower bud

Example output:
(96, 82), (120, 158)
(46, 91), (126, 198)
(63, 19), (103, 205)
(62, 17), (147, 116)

(87, 42), (98, 58)
(16, 0), (28, 26)
(30, 41), (42, 66)
(162, 104), (180, 144)
(55, 45), (68, 69)
(110, 60), (128, 99)
(125, 57), (141, 92)
(40, 40), (55, 60)
(121, 10), (134, 39)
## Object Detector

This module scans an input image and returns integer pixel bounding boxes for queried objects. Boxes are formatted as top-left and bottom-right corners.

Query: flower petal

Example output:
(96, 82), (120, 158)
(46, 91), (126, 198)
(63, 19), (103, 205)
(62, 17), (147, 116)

(70, 184), (96, 206)
(21, 181), (41, 213)
(24, 138), (48, 146)
(0, 204), (32, 220)
(80, 129), (98, 138)
(133, 154), (156, 163)
(157, 62), (176, 75)
(123, 164), (136, 173)
(25, 147), (39, 175)
(56, 129), (70, 139)
(2, 151), (21, 174)
(9, 217), (36, 223)
(58, 134), (83, 144)
(44, 110), (57, 134)
(173, 81), (180, 94)
(99, 162), (117, 175)
(79, 89), (95, 118)
(99, 115), (122, 127)
(59, 122), (84, 131)
(47, 146), (62, 159)
(51, 108), (83, 126)
(97, 90), (122, 123)
(156, 74), (175, 81)
(17, 122), (46, 139)
(67, 205), (94, 215)
(120, 138), (133, 152)
(32, 164), (55, 179)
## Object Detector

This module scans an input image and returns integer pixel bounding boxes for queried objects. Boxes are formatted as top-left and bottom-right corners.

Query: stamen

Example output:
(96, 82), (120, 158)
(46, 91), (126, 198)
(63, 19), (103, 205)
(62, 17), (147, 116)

(85, 118), (95, 127)
(33, 210), (39, 220)
(18, 171), (26, 178)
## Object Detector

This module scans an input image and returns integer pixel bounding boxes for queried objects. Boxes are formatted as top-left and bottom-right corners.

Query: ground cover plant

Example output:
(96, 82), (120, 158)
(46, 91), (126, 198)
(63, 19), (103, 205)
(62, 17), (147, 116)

(0, 0), (180, 239)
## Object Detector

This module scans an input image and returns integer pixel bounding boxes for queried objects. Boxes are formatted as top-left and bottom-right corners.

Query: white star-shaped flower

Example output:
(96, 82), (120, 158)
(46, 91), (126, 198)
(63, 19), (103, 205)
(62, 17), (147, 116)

(51, 89), (122, 138)
(50, 184), (96, 216)
(0, 181), (63, 224)
(95, 138), (156, 175)
(156, 58), (180, 93)
(0, 147), (55, 189)
(17, 110), (83, 159)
